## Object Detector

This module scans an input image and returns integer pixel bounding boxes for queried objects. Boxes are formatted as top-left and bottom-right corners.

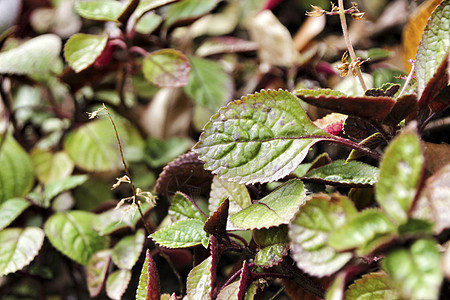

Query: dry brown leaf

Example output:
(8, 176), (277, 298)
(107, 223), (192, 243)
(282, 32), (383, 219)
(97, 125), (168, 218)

(402, 0), (442, 71)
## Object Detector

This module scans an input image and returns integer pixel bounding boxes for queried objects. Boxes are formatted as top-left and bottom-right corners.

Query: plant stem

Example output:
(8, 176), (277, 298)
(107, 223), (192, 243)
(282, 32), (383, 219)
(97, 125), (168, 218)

(338, 0), (367, 91)
(398, 59), (415, 98)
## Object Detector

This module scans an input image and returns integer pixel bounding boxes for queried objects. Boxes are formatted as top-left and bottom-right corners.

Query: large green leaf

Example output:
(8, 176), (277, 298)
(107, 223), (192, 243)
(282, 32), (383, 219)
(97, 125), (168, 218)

(31, 149), (74, 185)
(106, 269), (132, 300)
(328, 209), (396, 255)
(44, 211), (109, 265)
(0, 227), (45, 276)
(345, 273), (399, 300)
(75, 1), (123, 21)
(142, 49), (190, 87)
(64, 33), (108, 73)
(289, 194), (356, 277)
(301, 160), (379, 187)
(184, 56), (233, 111)
(194, 90), (329, 184)
(415, 0), (449, 102)
(186, 256), (212, 300)
(0, 34), (62, 75)
(169, 192), (207, 222)
(86, 249), (112, 298)
(0, 198), (31, 230)
(64, 118), (143, 172)
(111, 229), (145, 270)
(0, 135), (34, 204)
(375, 126), (424, 224)
(382, 239), (443, 300)
(165, 0), (218, 27)
(150, 219), (208, 248)
(231, 179), (306, 230)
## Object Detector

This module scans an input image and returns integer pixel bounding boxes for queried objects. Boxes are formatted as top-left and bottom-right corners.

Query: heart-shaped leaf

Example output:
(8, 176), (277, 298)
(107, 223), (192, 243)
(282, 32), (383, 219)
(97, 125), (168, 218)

(44, 211), (110, 265)
(143, 49), (191, 87)
(150, 219), (208, 248)
(64, 33), (108, 73)
(295, 89), (396, 120)
(289, 194), (356, 277)
(0, 227), (45, 276)
(231, 179), (306, 230)
(86, 249), (112, 297)
(194, 90), (329, 184)
(186, 256), (213, 300)
(112, 229), (146, 270)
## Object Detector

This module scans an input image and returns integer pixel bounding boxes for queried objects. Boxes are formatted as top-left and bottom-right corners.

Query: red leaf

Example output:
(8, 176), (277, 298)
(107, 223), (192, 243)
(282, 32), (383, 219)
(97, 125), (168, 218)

(146, 249), (161, 300)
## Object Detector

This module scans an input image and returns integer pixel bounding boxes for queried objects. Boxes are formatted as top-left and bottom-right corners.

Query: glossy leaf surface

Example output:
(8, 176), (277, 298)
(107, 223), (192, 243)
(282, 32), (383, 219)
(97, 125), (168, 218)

(0, 227), (45, 276)
(64, 33), (108, 73)
(143, 49), (191, 87)
(169, 192), (207, 222)
(345, 273), (399, 300)
(231, 179), (305, 230)
(112, 229), (145, 270)
(165, 0), (218, 27)
(194, 90), (328, 184)
(0, 198), (31, 230)
(150, 219), (208, 248)
(75, 1), (123, 21)
(44, 211), (109, 265)
(186, 256), (212, 300)
(44, 175), (88, 203)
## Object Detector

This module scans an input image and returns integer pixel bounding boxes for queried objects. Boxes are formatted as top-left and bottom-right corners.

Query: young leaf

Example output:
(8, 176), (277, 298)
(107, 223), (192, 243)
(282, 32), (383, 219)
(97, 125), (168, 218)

(44, 211), (110, 265)
(295, 89), (396, 120)
(64, 118), (143, 172)
(31, 149), (74, 185)
(106, 269), (132, 300)
(344, 273), (399, 300)
(44, 175), (89, 203)
(0, 198), (31, 230)
(0, 34), (62, 75)
(186, 256), (213, 300)
(194, 90), (329, 184)
(301, 160), (379, 187)
(375, 125), (424, 224)
(415, 0), (449, 103)
(164, 0), (218, 28)
(136, 249), (160, 300)
(203, 197), (229, 237)
(328, 209), (396, 255)
(382, 239), (443, 300)
(75, 1), (124, 21)
(111, 229), (145, 270)
(231, 179), (306, 230)
(412, 163), (450, 234)
(0, 135), (34, 204)
(64, 33), (108, 73)
(169, 192), (207, 222)
(143, 49), (191, 87)
(86, 249), (112, 298)
(184, 56), (233, 111)
(150, 219), (208, 248)
(289, 194), (356, 277)
(0, 227), (45, 276)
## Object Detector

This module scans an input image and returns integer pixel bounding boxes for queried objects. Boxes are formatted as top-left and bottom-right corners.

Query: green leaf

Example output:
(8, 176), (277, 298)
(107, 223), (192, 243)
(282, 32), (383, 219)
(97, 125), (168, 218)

(0, 135), (34, 204)
(194, 90), (328, 184)
(31, 149), (74, 185)
(86, 249), (112, 298)
(415, 0), (449, 101)
(44, 211), (109, 265)
(144, 136), (193, 168)
(165, 0), (218, 28)
(328, 209), (396, 255)
(345, 273), (399, 300)
(64, 33), (108, 73)
(375, 126), (424, 224)
(231, 179), (306, 230)
(289, 194), (356, 277)
(0, 34), (62, 75)
(0, 198), (31, 230)
(75, 1), (124, 21)
(253, 225), (289, 247)
(111, 229), (145, 270)
(0, 227), (45, 276)
(64, 118), (143, 172)
(106, 269), (132, 300)
(150, 219), (208, 248)
(143, 49), (191, 87)
(216, 280), (258, 300)
(184, 55), (233, 111)
(135, 0), (179, 17)
(382, 239), (443, 300)
(135, 12), (163, 34)
(136, 249), (160, 300)
(169, 192), (207, 222)
(255, 243), (288, 267)
(186, 256), (212, 300)
(44, 175), (89, 204)
(301, 160), (379, 187)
